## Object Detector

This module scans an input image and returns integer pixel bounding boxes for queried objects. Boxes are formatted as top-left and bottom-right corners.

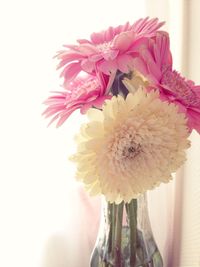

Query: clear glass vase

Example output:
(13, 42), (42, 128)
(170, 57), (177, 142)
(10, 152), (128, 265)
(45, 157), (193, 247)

(90, 194), (163, 267)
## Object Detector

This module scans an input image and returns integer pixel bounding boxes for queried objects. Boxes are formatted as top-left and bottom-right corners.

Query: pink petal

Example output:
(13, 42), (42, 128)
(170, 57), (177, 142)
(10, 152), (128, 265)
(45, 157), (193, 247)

(43, 106), (65, 118)
(132, 17), (165, 37)
(80, 95), (111, 114)
(105, 26), (115, 42)
(113, 31), (136, 51)
(89, 50), (119, 62)
(77, 39), (92, 44)
(98, 60), (118, 75)
(57, 52), (85, 69)
(81, 59), (95, 73)
(131, 17), (149, 32)
(153, 32), (172, 67)
(105, 71), (116, 93)
(112, 22), (132, 38)
(60, 62), (82, 83)
(141, 47), (162, 80)
(93, 95), (112, 108)
(187, 108), (200, 133)
(117, 54), (135, 73)
(89, 53), (103, 62)
(172, 100), (187, 114)
(90, 31), (105, 44)
(77, 43), (98, 55)
(132, 57), (148, 76)
(193, 85), (200, 97)
(127, 37), (149, 53)
(102, 49), (119, 61)
(62, 44), (81, 52)
(56, 107), (79, 127)
(95, 71), (109, 95)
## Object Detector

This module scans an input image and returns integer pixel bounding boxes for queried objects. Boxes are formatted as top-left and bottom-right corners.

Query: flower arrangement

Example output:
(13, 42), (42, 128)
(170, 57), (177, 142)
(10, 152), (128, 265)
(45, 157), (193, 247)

(43, 18), (200, 267)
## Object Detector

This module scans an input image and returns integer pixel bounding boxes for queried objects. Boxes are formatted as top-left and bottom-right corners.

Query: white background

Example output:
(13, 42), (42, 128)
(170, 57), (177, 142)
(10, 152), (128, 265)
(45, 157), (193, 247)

(1, 0), (200, 266)
(0, 1), (146, 267)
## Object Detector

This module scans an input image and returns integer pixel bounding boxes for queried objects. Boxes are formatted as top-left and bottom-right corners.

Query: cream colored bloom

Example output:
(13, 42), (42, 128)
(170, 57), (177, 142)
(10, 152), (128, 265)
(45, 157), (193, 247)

(71, 89), (190, 204)
(122, 70), (149, 94)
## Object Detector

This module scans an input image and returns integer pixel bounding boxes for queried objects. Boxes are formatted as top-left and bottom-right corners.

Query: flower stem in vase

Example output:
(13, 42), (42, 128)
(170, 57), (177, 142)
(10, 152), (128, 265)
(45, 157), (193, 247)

(126, 199), (137, 266)
(113, 202), (124, 266)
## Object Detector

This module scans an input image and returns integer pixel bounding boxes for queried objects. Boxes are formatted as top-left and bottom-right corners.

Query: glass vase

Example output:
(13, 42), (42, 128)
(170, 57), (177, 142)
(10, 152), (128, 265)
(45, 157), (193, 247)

(90, 193), (163, 267)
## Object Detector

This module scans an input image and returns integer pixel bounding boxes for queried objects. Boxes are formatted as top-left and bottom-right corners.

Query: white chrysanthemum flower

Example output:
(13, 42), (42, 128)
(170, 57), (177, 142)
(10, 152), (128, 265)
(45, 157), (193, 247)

(71, 88), (190, 204)
(122, 70), (149, 94)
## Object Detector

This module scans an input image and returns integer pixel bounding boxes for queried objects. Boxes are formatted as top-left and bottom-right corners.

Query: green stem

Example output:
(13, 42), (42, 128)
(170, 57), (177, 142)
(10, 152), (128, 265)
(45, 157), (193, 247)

(113, 202), (124, 267)
(107, 203), (114, 255)
(111, 203), (116, 258)
(126, 199), (137, 266)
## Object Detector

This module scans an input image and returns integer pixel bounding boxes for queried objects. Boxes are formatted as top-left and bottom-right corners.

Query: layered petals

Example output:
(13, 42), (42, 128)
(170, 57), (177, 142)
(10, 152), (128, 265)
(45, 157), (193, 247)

(71, 90), (190, 203)
(56, 17), (164, 85)
(129, 31), (200, 133)
(43, 74), (110, 127)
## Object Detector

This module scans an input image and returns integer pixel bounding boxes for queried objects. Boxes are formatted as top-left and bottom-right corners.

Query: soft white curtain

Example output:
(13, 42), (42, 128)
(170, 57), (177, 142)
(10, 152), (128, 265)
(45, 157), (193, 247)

(176, 1), (200, 266)
(0, 1), (199, 267)
(147, 1), (200, 266)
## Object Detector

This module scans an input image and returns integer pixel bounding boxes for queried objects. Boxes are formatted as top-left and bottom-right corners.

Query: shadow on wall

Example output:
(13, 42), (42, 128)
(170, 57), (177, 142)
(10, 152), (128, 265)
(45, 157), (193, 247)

(42, 234), (69, 267)
(41, 185), (101, 267)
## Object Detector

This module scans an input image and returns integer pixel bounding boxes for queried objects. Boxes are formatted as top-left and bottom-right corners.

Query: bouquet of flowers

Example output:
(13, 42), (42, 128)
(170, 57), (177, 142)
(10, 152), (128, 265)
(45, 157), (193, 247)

(43, 18), (200, 267)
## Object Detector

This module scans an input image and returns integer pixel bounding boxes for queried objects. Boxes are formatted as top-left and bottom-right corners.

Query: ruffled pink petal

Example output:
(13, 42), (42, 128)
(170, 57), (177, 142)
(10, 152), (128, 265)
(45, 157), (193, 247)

(141, 48), (162, 81)
(117, 54), (135, 73)
(105, 26), (115, 42)
(153, 32), (172, 68)
(90, 31), (105, 45)
(77, 43), (98, 55)
(56, 52), (85, 69)
(56, 106), (80, 127)
(132, 57), (148, 76)
(131, 17), (149, 32)
(127, 37), (149, 53)
(172, 100), (187, 114)
(43, 71), (109, 126)
(112, 31), (136, 51)
(102, 49), (119, 61)
(105, 71), (116, 93)
(193, 85), (200, 97)
(81, 59), (95, 73)
(132, 17), (165, 37)
(90, 22), (132, 44)
(77, 39), (92, 44)
(90, 49), (119, 62)
(98, 60), (118, 75)
(43, 105), (66, 118)
(113, 22), (132, 37)
(80, 95), (111, 114)
(46, 113), (61, 127)
(186, 108), (200, 133)
(63, 44), (82, 52)
(95, 72), (109, 95)
(93, 95), (112, 107)
(89, 53), (104, 62)
(60, 62), (82, 84)
(159, 84), (178, 99)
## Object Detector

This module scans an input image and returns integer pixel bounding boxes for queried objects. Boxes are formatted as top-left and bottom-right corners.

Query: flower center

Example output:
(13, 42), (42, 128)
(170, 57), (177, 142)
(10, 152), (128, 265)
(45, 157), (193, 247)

(109, 127), (142, 162)
(161, 68), (200, 107)
(122, 143), (141, 159)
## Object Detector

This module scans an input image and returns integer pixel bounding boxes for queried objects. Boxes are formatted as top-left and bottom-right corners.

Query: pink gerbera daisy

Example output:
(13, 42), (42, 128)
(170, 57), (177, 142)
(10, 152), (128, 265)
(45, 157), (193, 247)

(56, 17), (164, 85)
(133, 31), (200, 133)
(43, 73), (110, 127)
